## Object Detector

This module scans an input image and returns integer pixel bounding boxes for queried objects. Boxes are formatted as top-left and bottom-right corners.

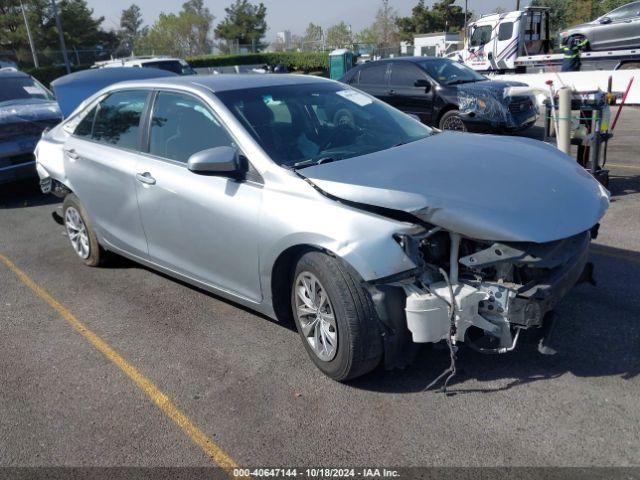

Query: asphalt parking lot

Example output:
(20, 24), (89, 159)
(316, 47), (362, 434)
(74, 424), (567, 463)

(1, 108), (639, 472)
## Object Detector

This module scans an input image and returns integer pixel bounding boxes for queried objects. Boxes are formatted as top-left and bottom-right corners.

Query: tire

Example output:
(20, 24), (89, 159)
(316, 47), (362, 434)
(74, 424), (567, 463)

(62, 193), (104, 267)
(291, 251), (383, 381)
(439, 110), (467, 132)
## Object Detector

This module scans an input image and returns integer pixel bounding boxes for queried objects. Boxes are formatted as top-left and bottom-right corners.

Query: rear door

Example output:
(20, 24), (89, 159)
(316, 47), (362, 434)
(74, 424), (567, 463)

(134, 90), (263, 301)
(387, 61), (434, 124)
(64, 89), (150, 257)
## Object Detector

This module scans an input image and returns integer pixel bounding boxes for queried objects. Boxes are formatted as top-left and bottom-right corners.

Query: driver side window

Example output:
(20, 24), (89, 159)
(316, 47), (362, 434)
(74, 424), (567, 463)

(148, 91), (235, 163)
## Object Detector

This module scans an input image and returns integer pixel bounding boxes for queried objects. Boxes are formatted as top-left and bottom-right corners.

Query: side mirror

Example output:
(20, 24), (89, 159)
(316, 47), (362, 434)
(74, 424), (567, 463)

(414, 79), (431, 92)
(599, 16), (612, 24)
(187, 146), (244, 177)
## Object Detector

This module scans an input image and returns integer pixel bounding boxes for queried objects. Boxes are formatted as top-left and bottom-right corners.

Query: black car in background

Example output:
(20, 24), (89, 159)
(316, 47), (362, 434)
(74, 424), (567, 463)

(0, 69), (62, 184)
(340, 57), (538, 132)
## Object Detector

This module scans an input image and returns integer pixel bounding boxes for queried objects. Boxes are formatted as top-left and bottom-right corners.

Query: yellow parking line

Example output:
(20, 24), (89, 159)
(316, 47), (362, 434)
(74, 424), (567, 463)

(0, 253), (239, 475)
(590, 246), (640, 265)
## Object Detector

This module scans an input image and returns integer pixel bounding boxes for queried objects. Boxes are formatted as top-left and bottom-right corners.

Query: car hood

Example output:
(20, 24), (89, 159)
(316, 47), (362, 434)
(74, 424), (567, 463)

(300, 132), (609, 243)
(0, 100), (62, 124)
(455, 79), (528, 93)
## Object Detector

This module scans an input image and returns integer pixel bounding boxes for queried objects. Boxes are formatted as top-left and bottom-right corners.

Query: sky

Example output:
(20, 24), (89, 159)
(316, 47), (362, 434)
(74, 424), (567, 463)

(89, 0), (529, 40)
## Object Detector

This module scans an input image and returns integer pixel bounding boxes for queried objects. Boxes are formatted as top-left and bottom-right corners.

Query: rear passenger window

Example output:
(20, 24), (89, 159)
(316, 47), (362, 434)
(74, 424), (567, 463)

(92, 90), (148, 149)
(149, 92), (234, 163)
(359, 64), (388, 85)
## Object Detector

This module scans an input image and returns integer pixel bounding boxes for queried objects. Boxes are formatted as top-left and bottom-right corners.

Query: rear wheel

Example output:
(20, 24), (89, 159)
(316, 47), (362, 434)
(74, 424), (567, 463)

(62, 194), (104, 267)
(291, 251), (382, 381)
(439, 110), (467, 132)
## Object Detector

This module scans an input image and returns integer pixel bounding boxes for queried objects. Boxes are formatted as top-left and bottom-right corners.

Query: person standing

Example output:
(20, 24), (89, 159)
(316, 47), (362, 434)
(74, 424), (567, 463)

(561, 37), (589, 72)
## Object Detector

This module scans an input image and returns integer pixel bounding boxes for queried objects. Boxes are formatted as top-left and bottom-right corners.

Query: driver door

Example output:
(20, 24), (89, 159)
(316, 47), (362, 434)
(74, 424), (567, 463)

(134, 90), (263, 301)
(387, 62), (434, 124)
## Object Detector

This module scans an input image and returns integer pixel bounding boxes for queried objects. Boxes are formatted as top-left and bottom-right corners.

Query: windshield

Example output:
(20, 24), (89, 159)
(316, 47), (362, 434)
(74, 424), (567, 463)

(419, 58), (486, 85)
(0, 76), (54, 106)
(469, 25), (492, 46)
(142, 60), (195, 75)
(216, 82), (432, 168)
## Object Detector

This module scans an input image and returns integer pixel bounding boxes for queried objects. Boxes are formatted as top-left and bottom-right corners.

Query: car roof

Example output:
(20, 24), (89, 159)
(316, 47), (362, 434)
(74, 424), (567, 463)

(358, 56), (446, 66)
(114, 73), (332, 93)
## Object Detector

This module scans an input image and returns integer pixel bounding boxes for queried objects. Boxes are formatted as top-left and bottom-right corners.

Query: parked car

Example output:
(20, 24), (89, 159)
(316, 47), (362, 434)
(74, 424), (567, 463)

(340, 57), (538, 132)
(1, 69), (62, 184)
(559, 1), (640, 50)
(92, 56), (196, 75)
(36, 74), (608, 381)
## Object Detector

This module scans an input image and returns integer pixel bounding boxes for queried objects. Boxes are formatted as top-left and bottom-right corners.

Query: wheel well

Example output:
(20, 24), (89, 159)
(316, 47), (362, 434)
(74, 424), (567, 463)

(436, 104), (459, 126)
(270, 245), (326, 324)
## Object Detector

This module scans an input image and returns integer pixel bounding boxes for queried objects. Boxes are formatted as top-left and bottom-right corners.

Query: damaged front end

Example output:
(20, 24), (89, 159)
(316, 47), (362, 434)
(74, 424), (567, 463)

(370, 225), (596, 368)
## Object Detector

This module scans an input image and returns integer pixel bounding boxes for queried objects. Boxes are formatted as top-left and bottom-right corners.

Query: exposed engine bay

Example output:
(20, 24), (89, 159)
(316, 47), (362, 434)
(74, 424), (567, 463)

(370, 224), (596, 389)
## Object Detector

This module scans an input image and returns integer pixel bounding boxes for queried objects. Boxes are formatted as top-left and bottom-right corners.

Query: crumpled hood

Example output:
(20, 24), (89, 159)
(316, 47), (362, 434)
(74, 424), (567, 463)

(301, 132), (609, 243)
(0, 101), (61, 123)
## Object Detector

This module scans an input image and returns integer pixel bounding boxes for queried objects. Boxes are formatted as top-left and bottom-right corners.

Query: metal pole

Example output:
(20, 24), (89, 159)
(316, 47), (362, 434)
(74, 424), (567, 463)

(557, 86), (572, 155)
(516, 0), (520, 9)
(20, 0), (39, 68)
(463, 0), (468, 46)
(51, 0), (71, 74)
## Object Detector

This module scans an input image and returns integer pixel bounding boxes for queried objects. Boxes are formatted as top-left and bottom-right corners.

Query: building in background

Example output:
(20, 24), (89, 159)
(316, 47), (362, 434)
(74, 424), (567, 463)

(411, 32), (460, 57)
(276, 30), (292, 50)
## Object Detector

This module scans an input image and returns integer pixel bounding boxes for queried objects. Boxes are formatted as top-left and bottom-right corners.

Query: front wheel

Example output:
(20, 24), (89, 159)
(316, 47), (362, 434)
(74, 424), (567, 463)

(439, 110), (467, 132)
(291, 252), (383, 381)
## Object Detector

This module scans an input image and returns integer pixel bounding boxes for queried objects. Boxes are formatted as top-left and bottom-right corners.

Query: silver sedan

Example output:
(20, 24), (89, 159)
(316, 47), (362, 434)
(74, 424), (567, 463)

(35, 74), (609, 381)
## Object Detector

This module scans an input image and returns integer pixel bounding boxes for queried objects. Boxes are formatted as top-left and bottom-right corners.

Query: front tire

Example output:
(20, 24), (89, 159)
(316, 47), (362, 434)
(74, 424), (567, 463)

(291, 252), (383, 381)
(439, 110), (467, 131)
(62, 194), (104, 267)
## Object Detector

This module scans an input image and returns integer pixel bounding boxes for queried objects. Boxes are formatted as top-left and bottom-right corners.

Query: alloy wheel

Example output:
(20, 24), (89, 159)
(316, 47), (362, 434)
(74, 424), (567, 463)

(65, 206), (90, 259)
(442, 115), (467, 131)
(294, 271), (338, 362)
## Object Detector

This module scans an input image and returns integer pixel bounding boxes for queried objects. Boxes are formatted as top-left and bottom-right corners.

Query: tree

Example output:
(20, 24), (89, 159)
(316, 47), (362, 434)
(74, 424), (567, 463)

(182, 0), (214, 54)
(302, 22), (323, 50)
(135, 0), (214, 57)
(354, 27), (377, 45)
(214, 0), (267, 52)
(119, 4), (144, 54)
(396, 0), (470, 43)
(325, 21), (351, 49)
(371, 0), (399, 47)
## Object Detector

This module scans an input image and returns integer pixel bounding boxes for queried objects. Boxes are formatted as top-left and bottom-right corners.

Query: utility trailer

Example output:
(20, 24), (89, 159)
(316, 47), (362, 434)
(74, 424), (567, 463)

(461, 7), (640, 73)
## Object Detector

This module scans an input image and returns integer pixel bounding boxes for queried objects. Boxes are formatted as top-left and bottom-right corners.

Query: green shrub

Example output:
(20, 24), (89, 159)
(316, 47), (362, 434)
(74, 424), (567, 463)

(187, 52), (329, 73)
(24, 65), (90, 87)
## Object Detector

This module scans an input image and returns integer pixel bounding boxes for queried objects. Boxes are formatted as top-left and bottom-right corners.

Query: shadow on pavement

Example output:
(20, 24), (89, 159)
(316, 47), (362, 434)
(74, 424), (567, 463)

(0, 179), (60, 209)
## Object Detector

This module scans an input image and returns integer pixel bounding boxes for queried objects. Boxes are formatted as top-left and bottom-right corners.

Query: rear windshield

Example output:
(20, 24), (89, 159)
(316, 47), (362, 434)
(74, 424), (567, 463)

(0, 76), (54, 106)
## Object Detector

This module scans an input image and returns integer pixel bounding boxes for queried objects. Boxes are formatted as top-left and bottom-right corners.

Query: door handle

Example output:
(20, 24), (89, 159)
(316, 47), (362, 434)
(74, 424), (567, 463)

(388, 89), (396, 95)
(136, 172), (156, 185)
(64, 148), (79, 160)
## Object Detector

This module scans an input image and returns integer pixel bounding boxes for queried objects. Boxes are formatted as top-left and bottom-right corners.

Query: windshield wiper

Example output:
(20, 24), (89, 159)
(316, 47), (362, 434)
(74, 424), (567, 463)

(292, 157), (337, 169)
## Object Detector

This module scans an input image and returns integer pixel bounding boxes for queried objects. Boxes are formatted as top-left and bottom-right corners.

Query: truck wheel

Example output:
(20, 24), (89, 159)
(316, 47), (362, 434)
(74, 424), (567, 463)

(62, 194), (104, 267)
(439, 110), (467, 132)
(291, 251), (383, 381)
